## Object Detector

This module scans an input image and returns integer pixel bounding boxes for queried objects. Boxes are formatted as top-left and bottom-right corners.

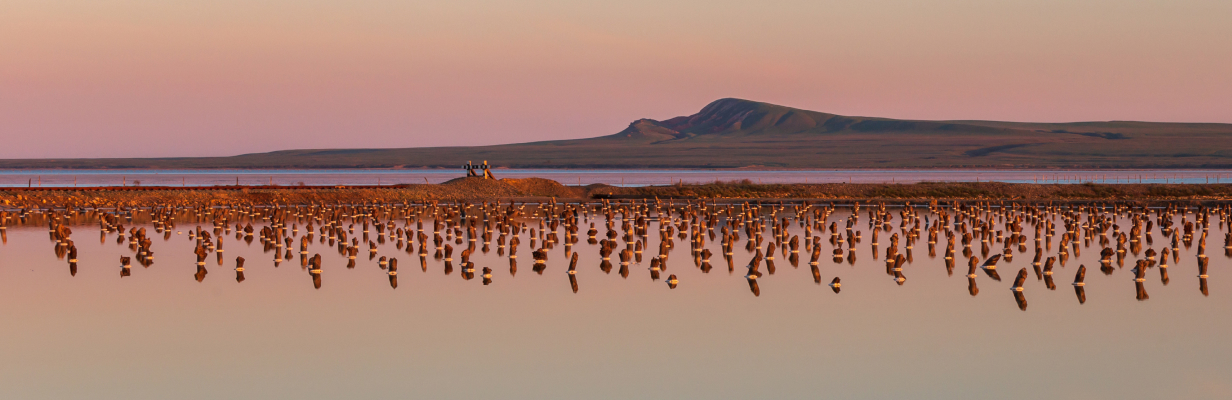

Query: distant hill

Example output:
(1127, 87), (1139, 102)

(5, 98), (1232, 169)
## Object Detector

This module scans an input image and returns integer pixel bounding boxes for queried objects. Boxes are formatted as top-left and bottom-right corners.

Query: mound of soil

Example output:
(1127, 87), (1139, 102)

(441, 177), (522, 197)
(501, 178), (585, 198)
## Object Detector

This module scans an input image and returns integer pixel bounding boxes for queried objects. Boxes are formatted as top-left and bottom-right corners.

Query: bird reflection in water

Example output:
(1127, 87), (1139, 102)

(892, 254), (906, 285)
(10, 197), (1230, 314)
(308, 253), (322, 289)
(1013, 290), (1028, 311)
(744, 249), (763, 296)
(388, 257), (398, 289)
(567, 258), (579, 293)
(67, 244), (78, 277)
(234, 256), (245, 283)
(1071, 265), (1087, 304)
(980, 255), (1002, 281)
(746, 275), (761, 297)
(1198, 255), (1210, 296)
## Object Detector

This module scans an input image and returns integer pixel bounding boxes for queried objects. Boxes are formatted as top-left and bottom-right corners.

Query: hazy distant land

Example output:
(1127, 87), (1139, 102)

(5, 98), (1232, 170)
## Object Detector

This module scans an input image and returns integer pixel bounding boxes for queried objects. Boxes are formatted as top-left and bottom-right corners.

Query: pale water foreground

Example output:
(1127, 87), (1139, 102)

(3, 168), (1232, 187)
(0, 203), (1229, 399)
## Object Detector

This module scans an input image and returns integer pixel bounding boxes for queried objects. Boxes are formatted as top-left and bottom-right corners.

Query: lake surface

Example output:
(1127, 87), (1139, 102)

(2, 168), (1232, 188)
(0, 202), (1229, 399)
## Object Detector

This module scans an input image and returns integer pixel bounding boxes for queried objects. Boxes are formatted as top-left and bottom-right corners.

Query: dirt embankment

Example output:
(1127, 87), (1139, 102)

(5, 179), (1232, 208)
(587, 181), (1232, 202)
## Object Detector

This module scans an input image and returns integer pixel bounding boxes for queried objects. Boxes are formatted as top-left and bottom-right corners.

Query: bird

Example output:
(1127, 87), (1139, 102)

(1011, 268), (1027, 291)
(980, 254), (1001, 270)
(235, 256), (246, 283)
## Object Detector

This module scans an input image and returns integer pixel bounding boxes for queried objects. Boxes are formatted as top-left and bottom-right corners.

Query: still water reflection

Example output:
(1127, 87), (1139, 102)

(0, 202), (1229, 399)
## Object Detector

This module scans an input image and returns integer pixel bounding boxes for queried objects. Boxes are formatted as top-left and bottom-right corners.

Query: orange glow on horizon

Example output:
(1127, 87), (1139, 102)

(1, 0), (1230, 158)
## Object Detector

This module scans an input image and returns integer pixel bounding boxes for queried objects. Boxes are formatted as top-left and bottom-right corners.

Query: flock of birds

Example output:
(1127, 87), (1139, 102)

(2, 198), (1228, 310)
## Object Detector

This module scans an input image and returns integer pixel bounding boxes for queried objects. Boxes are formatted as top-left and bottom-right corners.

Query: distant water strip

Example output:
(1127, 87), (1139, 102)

(0, 169), (1229, 188)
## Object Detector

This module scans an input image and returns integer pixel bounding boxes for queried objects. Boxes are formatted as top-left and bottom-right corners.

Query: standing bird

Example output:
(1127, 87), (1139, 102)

(981, 254), (1001, 270)
(388, 257), (398, 289)
(567, 262), (579, 294)
(1011, 268), (1027, 291)
(235, 256), (246, 283)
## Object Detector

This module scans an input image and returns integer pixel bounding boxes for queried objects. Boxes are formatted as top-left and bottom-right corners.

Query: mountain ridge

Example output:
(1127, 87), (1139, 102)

(2, 98), (1232, 169)
(607, 98), (1072, 143)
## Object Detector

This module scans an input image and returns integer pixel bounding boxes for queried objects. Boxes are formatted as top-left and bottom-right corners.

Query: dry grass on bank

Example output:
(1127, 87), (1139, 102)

(5, 178), (1232, 208)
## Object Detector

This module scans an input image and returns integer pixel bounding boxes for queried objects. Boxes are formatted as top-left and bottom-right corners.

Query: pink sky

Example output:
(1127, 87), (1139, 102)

(2, 0), (1230, 158)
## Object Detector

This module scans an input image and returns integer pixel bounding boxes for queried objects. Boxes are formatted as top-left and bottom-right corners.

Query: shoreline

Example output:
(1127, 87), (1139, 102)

(3, 166), (1232, 172)
(6, 178), (1232, 207)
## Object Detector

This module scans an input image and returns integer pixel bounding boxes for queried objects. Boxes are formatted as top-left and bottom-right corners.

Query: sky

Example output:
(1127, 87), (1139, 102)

(2, 0), (1230, 158)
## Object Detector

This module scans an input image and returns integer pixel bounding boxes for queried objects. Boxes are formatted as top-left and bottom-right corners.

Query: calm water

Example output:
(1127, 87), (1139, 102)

(0, 204), (1229, 399)
(2, 169), (1232, 187)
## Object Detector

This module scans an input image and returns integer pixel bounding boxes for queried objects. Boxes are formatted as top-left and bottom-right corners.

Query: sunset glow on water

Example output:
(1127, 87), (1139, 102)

(1, 201), (1229, 399)
(5, 0), (1232, 398)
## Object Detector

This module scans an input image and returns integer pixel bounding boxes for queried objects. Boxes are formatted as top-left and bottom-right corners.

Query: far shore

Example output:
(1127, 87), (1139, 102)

(5, 178), (1232, 208)
(3, 166), (1232, 171)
